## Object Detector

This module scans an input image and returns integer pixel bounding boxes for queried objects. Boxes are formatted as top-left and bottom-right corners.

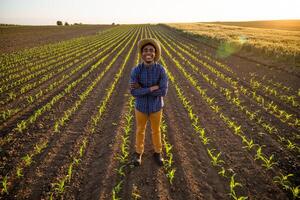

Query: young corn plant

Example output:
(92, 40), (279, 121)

(290, 186), (300, 199)
(218, 167), (227, 178)
(201, 135), (210, 145)
(73, 157), (80, 165)
(161, 119), (176, 184)
(131, 184), (141, 200)
(8, 92), (16, 100)
(26, 95), (34, 104)
(22, 154), (33, 166)
(229, 174), (248, 200)
(286, 139), (296, 150)
(115, 165), (126, 177)
(294, 119), (300, 127)
(112, 181), (123, 200)
(254, 145), (265, 161)
(52, 177), (67, 195)
(254, 145), (278, 169)
(16, 167), (23, 178)
(273, 173), (293, 190)
(1, 175), (9, 195)
(123, 126), (131, 137)
(241, 136), (257, 151)
(207, 148), (225, 167)
(211, 105), (220, 113)
(34, 141), (47, 154)
(112, 190), (121, 200)
(164, 142), (172, 156)
(1, 108), (19, 121)
(118, 142), (129, 164)
(166, 168), (176, 184)
(233, 125), (242, 135)
(15, 121), (27, 133)
(67, 163), (73, 182)
(125, 114), (133, 124)
(164, 154), (174, 169)
(260, 154), (278, 170)
(79, 138), (87, 157)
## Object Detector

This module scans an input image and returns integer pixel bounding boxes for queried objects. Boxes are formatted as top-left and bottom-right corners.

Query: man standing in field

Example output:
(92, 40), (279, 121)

(130, 38), (168, 166)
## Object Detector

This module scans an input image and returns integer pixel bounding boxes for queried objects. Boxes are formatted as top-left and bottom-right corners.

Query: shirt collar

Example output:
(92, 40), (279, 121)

(142, 62), (156, 69)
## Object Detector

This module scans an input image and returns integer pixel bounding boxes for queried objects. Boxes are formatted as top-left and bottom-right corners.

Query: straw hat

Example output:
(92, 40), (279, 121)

(138, 38), (161, 62)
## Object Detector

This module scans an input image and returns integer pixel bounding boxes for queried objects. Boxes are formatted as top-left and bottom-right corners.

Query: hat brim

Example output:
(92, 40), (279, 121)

(138, 38), (161, 62)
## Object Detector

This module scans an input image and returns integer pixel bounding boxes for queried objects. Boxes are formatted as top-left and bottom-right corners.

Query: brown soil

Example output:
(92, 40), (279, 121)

(0, 25), (114, 53)
(0, 24), (298, 200)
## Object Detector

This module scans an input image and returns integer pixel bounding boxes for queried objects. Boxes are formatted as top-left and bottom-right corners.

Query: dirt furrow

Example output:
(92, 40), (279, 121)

(11, 42), (133, 199)
(0, 28), (130, 111)
(163, 81), (228, 200)
(154, 27), (299, 178)
(63, 43), (138, 200)
(161, 51), (288, 199)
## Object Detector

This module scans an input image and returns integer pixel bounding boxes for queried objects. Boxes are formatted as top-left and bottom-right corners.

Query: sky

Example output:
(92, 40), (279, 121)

(0, 0), (299, 25)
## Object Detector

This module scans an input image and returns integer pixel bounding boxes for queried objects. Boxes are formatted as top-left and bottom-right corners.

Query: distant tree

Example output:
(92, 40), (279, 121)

(56, 21), (63, 26)
(112, 22), (115, 25)
(64, 22), (69, 26)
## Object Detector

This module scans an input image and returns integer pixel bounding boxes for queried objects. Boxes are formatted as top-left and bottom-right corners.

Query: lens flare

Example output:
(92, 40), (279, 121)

(216, 35), (247, 58)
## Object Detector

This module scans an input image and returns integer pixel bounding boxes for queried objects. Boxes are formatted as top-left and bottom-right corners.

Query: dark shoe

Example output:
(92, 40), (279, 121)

(132, 152), (142, 166)
(153, 152), (164, 166)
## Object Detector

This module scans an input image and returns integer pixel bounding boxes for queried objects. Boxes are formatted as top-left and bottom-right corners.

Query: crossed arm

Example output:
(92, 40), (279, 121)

(130, 68), (168, 97)
(130, 83), (159, 92)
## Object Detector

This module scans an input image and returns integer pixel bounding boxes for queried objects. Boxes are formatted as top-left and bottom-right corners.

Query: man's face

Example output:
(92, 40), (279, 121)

(142, 44), (156, 64)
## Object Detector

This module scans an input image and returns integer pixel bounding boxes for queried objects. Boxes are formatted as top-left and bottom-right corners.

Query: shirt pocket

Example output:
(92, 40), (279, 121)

(139, 70), (148, 87)
(152, 70), (161, 86)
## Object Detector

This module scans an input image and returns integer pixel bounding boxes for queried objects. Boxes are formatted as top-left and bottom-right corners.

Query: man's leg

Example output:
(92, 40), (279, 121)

(149, 109), (163, 153)
(135, 109), (148, 155)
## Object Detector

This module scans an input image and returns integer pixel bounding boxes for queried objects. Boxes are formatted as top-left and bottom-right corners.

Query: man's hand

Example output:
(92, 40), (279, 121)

(130, 82), (141, 89)
(150, 85), (159, 92)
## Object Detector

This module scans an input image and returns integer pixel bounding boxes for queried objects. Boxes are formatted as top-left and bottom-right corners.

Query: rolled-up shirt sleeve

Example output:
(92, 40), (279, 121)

(130, 68), (151, 97)
(149, 67), (168, 97)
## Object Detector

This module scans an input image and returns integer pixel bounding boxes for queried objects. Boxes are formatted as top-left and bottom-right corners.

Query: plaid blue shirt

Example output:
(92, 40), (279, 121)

(130, 63), (168, 114)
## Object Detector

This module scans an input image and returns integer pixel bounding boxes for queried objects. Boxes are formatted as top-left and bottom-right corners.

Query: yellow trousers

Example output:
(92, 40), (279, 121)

(135, 109), (162, 155)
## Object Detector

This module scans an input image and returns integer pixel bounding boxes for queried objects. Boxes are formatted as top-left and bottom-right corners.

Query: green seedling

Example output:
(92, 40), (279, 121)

(260, 154), (278, 170)
(131, 184), (141, 200)
(22, 154), (33, 166)
(115, 165), (125, 177)
(1, 175), (9, 195)
(52, 178), (67, 195)
(241, 136), (257, 150)
(290, 186), (299, 199)
(16, 167), (23, 178)
(218, 167), (226, 177)
(112, 181), (123, 200)
(273, 173), (293, 190)
(166, 168), (176, 184)
(286, 139), (296, 150)
(67, 163), (73, 182)
(207, 149), (225, 166)
(229, 174), (248, 200)
(16, 121), (27, 133)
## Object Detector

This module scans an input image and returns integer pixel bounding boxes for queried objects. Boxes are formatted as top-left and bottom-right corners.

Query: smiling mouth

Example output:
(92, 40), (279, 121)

(146, 55), (153, 59)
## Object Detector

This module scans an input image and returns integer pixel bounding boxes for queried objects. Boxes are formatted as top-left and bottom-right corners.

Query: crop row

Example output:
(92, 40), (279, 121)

(150, 27), (299, 199)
